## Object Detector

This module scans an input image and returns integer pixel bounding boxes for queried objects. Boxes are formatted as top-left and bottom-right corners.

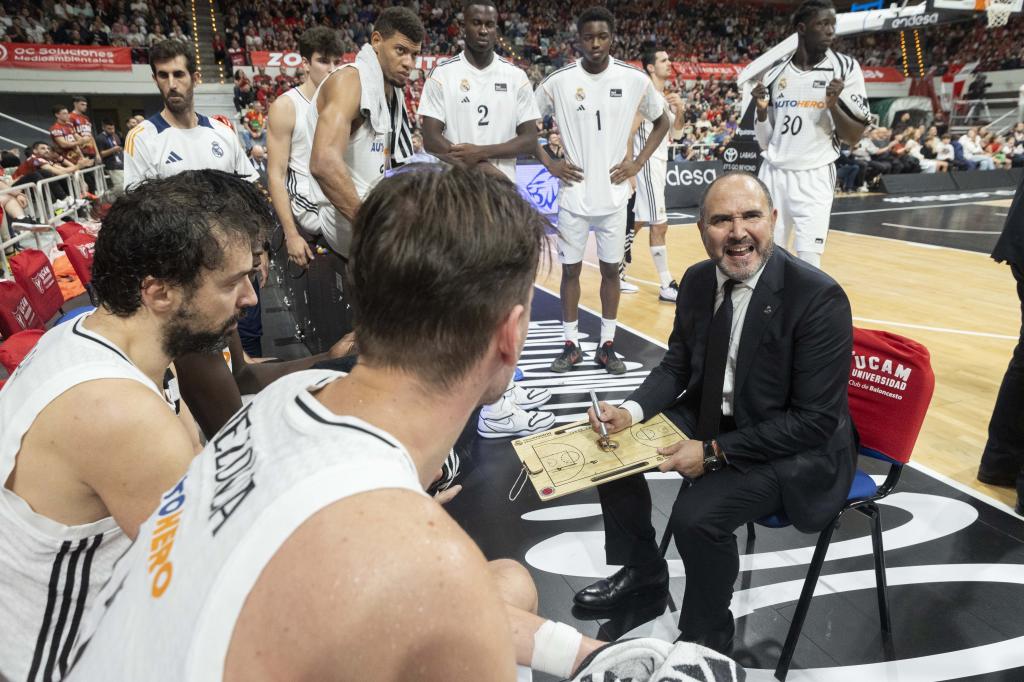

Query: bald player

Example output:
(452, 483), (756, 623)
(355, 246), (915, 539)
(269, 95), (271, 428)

(308, 7), (424, 258)
(0, 171), (266, 682)
(267, 27), (345, 269)
(65, 166), (691, 682)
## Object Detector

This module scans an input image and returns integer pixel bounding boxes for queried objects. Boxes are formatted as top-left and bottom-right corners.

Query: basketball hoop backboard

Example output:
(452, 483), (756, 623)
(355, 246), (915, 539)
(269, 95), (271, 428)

(927, 0), (1021, 11)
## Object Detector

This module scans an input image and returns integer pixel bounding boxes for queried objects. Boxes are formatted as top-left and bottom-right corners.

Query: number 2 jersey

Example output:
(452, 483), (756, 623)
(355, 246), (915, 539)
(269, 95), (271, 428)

(417, 52), (540, 183)
(754, 49), (870, 171)
(535, 58), (665, 216)
(65, 370), (426, 680)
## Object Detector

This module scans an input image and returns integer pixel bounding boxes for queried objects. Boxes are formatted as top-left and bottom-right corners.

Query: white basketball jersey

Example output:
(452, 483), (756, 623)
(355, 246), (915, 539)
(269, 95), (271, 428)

(633, 92), (671, 164)
(281, 86), (313, 181)
(418, 52), (540, 182)
(0, 315), (171, 682)
(66, 370), (426, 680)
(535, 59), (664, 216)
(307, 65), (388, 255)
(759, 51), (869, 171)
(123, 113), (258, 189)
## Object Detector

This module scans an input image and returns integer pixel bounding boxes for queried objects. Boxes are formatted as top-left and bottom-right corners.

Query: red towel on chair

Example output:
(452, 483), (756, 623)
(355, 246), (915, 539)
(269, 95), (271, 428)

(848, 328), (935, 464)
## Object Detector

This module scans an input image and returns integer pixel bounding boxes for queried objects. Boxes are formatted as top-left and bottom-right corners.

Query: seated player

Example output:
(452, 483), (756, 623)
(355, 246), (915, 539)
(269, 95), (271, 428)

(66, 166), (682, 682)
(0, 170), (269, 681)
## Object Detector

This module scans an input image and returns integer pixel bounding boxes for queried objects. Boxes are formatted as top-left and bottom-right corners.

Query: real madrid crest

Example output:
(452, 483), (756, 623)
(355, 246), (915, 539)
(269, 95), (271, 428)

(460, 79), (470, 92)
(575, 87), (586, 101)
(778, 78), (787, 90)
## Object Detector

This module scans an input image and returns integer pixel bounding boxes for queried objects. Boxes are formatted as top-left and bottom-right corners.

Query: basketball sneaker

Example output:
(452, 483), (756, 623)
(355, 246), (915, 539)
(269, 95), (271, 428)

(509, 383), (551, 411)
(477, 395), (555, 439)
(659, 280), (679, 303)
(550, 341), (584, 373)
(620, 276), (639, 293)
(595, 341), (627, 375)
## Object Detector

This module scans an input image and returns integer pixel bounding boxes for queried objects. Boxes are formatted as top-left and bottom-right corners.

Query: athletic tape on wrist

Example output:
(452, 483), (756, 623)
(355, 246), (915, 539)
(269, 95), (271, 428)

(531, 620), (583, 678)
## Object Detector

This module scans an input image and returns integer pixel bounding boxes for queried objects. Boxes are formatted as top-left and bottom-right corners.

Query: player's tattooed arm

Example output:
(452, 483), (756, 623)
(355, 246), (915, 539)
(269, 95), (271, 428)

(826, 78), (868, 146)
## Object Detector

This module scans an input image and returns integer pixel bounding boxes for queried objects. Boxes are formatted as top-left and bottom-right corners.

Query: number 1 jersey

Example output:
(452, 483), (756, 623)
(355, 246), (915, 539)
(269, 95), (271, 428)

(535, 59), (664, 216)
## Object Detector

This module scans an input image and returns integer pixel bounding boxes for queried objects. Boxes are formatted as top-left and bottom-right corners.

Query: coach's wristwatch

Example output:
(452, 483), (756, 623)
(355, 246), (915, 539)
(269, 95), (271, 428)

(702, 440), (726, 474)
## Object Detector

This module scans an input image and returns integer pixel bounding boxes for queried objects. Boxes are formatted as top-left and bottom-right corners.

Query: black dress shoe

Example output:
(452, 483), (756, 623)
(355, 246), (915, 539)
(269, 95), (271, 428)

(677, 616), (736, 656)
(573, 561), (669, 609)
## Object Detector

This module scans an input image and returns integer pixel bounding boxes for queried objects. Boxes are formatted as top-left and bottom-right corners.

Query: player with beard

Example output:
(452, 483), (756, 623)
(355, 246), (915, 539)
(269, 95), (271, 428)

(0, 171), (267, 682)
(267, 27), (345, 269)
(124, 40), (258, 188)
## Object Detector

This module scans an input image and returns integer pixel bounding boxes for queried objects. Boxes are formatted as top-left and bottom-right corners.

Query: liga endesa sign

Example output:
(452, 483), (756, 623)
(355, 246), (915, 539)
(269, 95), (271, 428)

(0, 42), (132, 71)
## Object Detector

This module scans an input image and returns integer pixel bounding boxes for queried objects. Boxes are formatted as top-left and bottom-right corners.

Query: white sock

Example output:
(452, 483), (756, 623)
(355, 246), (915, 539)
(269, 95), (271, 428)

(600, 318), (616, 345)
(563, 320), (579, 346)
(797, 251), (822, 268)
(531, 620), (583, 678)
(650, 245), (672, 287)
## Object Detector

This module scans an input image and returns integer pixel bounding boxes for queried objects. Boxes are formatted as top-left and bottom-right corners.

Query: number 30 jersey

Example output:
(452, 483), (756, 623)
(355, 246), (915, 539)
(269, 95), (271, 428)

(756, 49), (870, 171)
(418, 53), (539, 183)
(535, 59), (664, 216)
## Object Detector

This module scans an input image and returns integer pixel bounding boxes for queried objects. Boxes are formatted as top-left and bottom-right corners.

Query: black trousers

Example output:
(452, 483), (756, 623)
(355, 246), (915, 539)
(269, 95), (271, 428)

(980, 263), (1024, 499)
(597, 413), (784, 636)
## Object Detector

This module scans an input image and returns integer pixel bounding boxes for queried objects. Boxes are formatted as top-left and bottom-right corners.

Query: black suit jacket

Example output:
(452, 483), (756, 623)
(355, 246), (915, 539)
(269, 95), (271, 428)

(629, 248), (857, 532)
(992, 172), (1024, 267)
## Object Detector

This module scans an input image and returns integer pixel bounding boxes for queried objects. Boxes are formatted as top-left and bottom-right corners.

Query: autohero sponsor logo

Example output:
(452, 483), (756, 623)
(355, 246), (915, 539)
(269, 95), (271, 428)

(149, 476), (187, 598)
(209, 403), (256, 535)
(666, 165), (718, 187)
(849, 352), (913, 398)
(774, 97), (827, 109)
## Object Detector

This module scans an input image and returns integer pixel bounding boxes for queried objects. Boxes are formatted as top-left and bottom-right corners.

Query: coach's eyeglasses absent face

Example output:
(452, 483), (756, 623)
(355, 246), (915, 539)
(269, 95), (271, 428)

(372, 31), (422, 88)
(798, 8), (836, 54)
(699, 174), (777, 282)
(578, 20), (612, 68)
(152, 55), (197, 115)
(464, 4), (498, 55)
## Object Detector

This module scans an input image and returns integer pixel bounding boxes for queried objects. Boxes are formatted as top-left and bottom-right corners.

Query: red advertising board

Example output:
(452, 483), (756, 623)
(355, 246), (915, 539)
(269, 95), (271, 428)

(0, 42), (132, 71)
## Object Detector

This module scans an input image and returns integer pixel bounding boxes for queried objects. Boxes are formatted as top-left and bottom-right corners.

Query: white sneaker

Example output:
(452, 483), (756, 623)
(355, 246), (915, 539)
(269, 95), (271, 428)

(509, 383), (551, 410)
(658, 280), (679, 302)
(857, 184), (869, 193)
(477, 395), (555, 439)
(620, 276), (639, 293)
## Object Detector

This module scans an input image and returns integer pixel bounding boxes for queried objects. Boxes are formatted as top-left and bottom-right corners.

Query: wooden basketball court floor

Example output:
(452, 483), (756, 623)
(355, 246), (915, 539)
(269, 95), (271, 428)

(536, 188), (1020, 512)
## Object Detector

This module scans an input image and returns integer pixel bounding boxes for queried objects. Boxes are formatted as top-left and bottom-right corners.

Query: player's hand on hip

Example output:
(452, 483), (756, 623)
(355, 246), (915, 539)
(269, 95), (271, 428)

(752, 81), (769, 113)
(657, 439), (704, 478)
(588, 402), (632, 435)
(548, 158), (584, 184)
(609, 159), (640, 184)
(285, 232), (314, 268)
(825, 78), (845, 107)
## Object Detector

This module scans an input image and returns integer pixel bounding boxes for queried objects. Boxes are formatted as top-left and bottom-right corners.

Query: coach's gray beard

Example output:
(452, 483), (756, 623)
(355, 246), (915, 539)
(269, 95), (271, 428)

(715, 238), (773, 282)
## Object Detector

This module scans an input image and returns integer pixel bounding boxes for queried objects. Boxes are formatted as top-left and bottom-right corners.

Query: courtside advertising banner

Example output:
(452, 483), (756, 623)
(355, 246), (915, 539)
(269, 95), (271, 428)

(249, 51), (449, 73)
(0, 42), (132, 71)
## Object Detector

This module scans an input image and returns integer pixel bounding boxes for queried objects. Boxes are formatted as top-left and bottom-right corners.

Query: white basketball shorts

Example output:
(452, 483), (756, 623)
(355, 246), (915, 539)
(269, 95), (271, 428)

(757, 161), (836, 255)
(634, 159), (667, 225)
(555, 206), (628, 265)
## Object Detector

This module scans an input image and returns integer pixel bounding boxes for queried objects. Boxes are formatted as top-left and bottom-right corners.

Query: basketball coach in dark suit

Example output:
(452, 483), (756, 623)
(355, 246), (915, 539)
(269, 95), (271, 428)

(577, 172), (857, 653)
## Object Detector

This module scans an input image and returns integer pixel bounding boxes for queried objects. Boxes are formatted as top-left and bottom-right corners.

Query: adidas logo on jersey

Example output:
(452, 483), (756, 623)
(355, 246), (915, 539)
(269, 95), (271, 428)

(460, 96), (470, 103)
(576, 104), (586, 111)
(165, 151), (183, 165)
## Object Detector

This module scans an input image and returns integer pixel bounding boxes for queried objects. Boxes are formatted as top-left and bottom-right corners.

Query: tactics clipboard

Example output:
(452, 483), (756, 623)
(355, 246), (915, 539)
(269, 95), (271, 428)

(511, 414), (688, 501)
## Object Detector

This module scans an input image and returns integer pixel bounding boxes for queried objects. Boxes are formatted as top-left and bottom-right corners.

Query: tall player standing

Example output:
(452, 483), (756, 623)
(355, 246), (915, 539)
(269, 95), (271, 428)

(627, 49), (686, 303)
(538, 7), (670, 375)
(267, 27), (345, 269)
(752, 0), (870, 268)
(419, 0), (554, 438)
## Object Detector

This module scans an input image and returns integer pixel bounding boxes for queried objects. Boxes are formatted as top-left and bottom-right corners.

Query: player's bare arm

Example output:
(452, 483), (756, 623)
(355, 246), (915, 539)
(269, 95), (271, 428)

(450, 119), (540, 166)
(752, 81), (770, 122)
(611, 110), (670, 184)
(826, 78), (868, 145)
(12, 380), (197, 540)
(538, 137), (584, 184)
(267, 95), (314, 268)
(225, 489), (518, 681)
(309, 67), (363, 223)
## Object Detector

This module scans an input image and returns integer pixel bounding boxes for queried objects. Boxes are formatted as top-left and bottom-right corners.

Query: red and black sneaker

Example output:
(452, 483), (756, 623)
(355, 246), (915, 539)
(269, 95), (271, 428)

(550, 341), (584, 373)
(595, 341), (627, 375)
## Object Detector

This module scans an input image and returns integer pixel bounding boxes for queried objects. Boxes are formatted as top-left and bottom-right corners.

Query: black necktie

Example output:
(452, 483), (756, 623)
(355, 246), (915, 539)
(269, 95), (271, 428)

(697, 279), (738, 439)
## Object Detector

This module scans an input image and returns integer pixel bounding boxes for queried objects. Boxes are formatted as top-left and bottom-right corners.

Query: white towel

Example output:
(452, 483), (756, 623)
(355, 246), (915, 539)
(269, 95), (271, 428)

(352, 43), (414, 165)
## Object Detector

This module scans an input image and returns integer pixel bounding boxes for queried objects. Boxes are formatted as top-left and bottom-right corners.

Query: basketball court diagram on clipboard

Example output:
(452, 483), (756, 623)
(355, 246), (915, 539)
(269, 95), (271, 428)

(511, 414), (688, 501)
